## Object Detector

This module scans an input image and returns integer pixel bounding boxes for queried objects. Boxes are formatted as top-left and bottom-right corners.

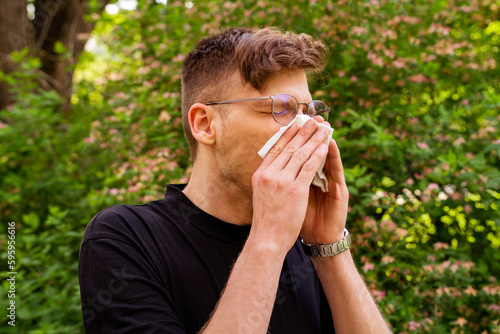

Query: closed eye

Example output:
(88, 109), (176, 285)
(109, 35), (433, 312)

(253, 101), (273, 114)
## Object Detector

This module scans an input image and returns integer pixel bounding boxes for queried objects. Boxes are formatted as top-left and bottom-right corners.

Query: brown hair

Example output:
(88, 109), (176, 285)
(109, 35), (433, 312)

(181, 27), (329, 162)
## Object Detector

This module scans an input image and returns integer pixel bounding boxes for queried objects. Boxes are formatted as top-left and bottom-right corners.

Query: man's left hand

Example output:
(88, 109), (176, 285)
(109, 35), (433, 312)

(301, 138), (349, 245)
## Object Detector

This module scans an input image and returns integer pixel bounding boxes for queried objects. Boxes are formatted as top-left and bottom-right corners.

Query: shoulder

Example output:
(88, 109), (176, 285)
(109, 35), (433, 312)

(81, 200), (170, 245)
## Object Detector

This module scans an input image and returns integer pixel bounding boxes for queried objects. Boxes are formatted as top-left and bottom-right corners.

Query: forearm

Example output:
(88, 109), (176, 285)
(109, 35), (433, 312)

(312, 250), (391, 334)
(200, 237), (287, 334)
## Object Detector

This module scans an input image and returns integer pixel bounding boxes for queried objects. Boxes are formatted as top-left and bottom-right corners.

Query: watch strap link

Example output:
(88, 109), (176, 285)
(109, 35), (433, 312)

(301, 228), (351, 257)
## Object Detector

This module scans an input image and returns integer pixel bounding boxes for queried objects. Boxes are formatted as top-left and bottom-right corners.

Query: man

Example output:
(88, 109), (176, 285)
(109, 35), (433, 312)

(79, 27), (390, 333)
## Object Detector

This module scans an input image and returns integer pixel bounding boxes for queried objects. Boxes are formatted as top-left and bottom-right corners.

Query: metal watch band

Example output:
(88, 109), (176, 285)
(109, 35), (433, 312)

(301, 228), (351, 257)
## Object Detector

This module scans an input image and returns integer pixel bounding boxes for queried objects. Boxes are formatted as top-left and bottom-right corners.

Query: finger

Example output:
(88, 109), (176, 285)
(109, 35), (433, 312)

(325, 139), (346, 185)
(311, 114), (332, 129)
(283, 127), (329, 176)
(270, 119), (320, 170)
(259, 122), (300, 170)
(312, 115), (324, 123)
(295, 142), (329, 184)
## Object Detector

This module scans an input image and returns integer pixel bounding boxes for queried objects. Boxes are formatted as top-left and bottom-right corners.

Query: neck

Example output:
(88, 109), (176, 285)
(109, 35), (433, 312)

(183, 160), (254, 226)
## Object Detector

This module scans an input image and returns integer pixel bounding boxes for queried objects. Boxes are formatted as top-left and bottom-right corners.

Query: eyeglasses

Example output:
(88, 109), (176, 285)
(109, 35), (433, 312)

(205, 93), (330, 125)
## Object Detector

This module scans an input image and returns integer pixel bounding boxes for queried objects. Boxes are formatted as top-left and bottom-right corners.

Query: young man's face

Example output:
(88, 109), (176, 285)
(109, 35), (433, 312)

(212, 70), (313, 197)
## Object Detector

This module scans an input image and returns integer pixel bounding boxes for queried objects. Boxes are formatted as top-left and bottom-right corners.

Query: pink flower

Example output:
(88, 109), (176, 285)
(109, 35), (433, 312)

(172, 54), (185, 62)
(409, 117), (419, 125)
(381, 255), (395, 264)
(488, 304), (500, 312)
(367, 51), (384, 66)
(464, 286), (477, 296)
(381, 50), (393, 60)
(408, 321), (419, 330)
(362, 262), (375, 272)
(454, 318), (468, 326)
(417, 142), (429, 149)
(352, 26), (366, 36)
(84, 136), (95, 144)
(159, 110), (171, 122)
(453, 137), (466, 145)
(466, 63), (480, 70)
(433, 242), (449, 250)
(371, 289), (386, 302)
(409, 74), (427, 83)
(423, 264), (434, 272)
(392, 58), (406, 68)
(436, 133), (448, 142)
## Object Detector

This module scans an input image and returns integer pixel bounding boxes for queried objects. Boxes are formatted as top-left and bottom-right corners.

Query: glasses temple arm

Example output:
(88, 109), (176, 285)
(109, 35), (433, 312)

(205, 96), (273, 105)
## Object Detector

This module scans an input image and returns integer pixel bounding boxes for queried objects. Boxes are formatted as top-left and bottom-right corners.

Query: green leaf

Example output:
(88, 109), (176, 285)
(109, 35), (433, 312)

(381, 176), (396, 188)
(54, 41), (67, 54)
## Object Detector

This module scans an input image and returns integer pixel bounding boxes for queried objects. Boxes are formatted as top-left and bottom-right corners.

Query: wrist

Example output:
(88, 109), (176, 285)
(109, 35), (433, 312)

(244, 233), (289, 260)
(301, 228), (351, 258)
(300, 227), (346, 245)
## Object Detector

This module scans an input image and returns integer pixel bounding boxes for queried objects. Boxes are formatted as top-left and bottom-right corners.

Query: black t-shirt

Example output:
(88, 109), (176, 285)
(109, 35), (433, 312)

(79, 184), (334, 333)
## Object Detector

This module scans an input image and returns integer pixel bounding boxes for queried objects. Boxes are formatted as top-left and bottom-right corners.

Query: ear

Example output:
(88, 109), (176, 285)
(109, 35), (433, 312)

(188, 103), (217, 146)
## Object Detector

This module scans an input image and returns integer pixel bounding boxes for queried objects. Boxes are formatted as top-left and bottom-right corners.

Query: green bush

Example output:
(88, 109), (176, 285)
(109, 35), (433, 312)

(0, 51), (90, 333)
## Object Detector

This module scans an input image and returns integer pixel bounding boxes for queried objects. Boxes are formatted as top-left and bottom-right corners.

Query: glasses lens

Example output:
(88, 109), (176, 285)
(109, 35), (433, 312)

(273, 94), (298, 125)
(308, 100), (330, 121)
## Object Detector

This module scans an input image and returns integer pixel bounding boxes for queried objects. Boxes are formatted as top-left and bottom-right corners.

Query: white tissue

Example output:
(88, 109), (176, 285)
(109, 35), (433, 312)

(257, 115), (334, 192)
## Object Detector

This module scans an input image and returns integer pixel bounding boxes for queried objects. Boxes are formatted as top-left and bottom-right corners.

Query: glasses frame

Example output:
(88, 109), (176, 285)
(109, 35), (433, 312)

(205, 93), (329, 125)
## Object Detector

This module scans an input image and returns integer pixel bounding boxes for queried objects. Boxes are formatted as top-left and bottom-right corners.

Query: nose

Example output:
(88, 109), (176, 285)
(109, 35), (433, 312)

(297, 102), (310, 116)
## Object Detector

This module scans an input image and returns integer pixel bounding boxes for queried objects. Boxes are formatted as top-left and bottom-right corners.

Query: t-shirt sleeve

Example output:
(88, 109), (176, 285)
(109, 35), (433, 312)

(78, 208), (186, 334)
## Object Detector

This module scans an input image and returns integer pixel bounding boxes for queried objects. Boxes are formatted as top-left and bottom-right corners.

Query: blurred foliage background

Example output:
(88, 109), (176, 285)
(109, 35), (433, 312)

(0, 0), (499, 333)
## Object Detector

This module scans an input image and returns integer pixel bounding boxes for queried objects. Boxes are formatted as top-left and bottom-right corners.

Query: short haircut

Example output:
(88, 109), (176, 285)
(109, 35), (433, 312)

(181, 27), (329, 162)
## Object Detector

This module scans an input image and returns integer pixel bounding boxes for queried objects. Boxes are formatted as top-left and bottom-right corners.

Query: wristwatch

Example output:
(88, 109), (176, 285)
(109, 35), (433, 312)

(301, 228), (351, 257)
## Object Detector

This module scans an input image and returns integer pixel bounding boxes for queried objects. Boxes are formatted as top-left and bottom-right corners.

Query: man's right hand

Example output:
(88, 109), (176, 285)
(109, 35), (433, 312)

(249, 118), (329, 253)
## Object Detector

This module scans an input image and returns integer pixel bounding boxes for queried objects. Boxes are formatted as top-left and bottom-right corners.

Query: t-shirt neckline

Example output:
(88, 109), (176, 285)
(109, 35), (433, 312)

(163, 183), (251, 246)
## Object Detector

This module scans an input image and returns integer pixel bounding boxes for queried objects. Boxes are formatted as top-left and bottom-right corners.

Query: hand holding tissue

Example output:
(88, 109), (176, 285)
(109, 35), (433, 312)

(257, 115), (334, 192)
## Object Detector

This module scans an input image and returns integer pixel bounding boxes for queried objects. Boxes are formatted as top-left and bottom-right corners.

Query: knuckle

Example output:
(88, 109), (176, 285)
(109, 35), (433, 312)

(269, 144), (283, 155)
(282, 144), (297, 155)
(258, 171), (273, 184)
(293, 149), (308, 161)
(298, 128), (314, 137)
(302, 161), (317, 172)
(274, 177), (288, 190)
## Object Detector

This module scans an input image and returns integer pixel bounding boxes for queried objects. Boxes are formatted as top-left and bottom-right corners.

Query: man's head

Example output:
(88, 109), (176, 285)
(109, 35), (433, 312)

(181, 27), (329, 162)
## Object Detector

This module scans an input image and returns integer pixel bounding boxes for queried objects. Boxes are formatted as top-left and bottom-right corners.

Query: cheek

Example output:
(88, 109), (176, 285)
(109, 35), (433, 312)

(257, 122), (282, 145)
(219, 116), (281, 166)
